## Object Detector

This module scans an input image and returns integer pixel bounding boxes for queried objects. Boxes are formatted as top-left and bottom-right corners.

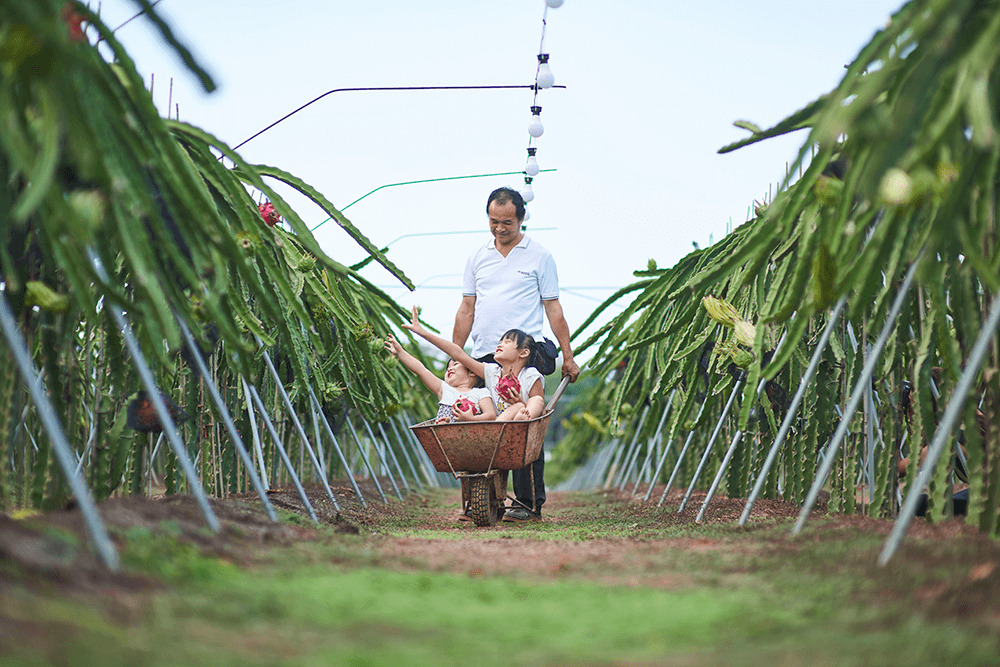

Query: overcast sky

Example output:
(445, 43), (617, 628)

(96, 0), (904, 362)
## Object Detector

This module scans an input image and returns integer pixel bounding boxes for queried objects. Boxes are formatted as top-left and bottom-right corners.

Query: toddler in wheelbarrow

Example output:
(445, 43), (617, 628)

(386, 306), (568, 526)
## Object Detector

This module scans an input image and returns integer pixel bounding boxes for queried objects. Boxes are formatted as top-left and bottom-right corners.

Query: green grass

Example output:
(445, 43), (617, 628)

(9, 557), (997, 667)
(4, 493), (1000, 667)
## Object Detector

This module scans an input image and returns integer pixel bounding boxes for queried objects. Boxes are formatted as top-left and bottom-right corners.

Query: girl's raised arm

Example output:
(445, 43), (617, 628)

(384, 333), (443, 398)
(402, 306), (486, 378)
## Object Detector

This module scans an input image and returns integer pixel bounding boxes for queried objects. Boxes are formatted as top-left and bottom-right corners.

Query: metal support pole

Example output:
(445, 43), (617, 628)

(399, 412), (442, 487)
(658, 399), (709, 507)
(616, 405), (651, 490)
(599, 437), (624, 488)
(793, 256), (921, 535)
(381, 421), (423, 491)
(391, 415), (435, 486)
(678, 376), (745, 513)
(863, 340), (876, 503)
(308, 389), (366, 507)
(580, 441), (611, 490)
(345, 416), (390, 502)
(629, 393), (674, 496)
(242, 379), (269, 489)
(245, 382), (318, 522)
(177, 318), (277, 521)
(87, 249), (220, 532)
(741, 296), (847, 525)
(363, 419), (409, 494)
(257, 342), (340, 511)
(695, 332), (790, 521)
(880, 289), (1000, 564)
(643, 436), (675, 501)
(696, 431), (743, 523)
(0, 293), (120, 571)
(604, 438), (628, 489)
(311, 408), (326, 478)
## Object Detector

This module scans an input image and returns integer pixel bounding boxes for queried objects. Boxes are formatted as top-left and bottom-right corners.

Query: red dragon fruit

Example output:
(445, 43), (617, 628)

(258, 202), (280, 227)
(497, 374), (521, 404)
(452, 397), (480, 416)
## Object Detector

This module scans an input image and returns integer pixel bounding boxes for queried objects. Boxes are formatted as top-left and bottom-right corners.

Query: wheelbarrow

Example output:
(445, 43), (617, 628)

(410, 376), (570, 526)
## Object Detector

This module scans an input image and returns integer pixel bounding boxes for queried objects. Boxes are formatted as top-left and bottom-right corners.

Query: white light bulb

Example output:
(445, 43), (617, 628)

(525, 147), (539, 176)
(536, 55), (555, 89)
(528, 106), (544, 138)
(537, 63), (555, 89)
(523, 208), (531, 222)
(521, 182), (535, 203)
(526, 155), (539, 177)
(546, 0), (564, 7)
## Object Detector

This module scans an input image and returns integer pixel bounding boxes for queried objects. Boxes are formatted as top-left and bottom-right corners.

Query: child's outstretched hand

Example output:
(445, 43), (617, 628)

(384, 333), (403, 357)
(400, 305), (426, 337)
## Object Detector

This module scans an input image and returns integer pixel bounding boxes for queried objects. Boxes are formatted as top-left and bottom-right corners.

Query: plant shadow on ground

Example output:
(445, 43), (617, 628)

(2, 481), (999, 666)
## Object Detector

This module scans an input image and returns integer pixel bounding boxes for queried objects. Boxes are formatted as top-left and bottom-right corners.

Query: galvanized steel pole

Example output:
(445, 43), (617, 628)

(793, 256), (921, 535)
(0, 293), (120, 571)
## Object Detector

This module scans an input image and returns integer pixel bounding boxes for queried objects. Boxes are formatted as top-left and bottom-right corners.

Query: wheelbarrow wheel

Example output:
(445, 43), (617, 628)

(469, 476), (499, 526)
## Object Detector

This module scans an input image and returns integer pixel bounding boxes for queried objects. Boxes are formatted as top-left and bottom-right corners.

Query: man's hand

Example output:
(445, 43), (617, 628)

(561, 357), (581, 382)
(542, 298), (581, 383)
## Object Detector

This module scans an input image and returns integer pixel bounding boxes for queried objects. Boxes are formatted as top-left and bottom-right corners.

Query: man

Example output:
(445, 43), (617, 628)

(453, 187), (580, 521)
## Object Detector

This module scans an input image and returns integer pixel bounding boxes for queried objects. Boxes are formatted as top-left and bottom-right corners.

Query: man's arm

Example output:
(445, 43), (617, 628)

(542, 298), (580, 382)
(453, 294), (476, 348)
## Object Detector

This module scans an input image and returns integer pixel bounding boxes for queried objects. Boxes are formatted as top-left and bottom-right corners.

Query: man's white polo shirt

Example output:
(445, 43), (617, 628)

(462, 234), (560, 359)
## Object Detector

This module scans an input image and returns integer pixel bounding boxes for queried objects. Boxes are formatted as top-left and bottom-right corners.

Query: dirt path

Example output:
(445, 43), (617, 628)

(2, 479), (998, 636)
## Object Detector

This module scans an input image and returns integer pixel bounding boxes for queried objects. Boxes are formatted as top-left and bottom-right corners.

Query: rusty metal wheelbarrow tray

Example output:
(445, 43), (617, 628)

(410, 413), (551, 474)
(409, 376), (570, 475)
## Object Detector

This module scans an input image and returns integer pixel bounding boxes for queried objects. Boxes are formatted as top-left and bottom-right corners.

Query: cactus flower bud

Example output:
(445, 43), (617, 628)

(879, 168), (913, 205)
(25, 281), (70, 313)
(703, 295), (756, 345)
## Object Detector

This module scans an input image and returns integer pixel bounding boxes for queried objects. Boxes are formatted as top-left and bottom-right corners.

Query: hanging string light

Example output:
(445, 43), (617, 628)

(521, 177), (535, 203)
(525, 147), (540, 176)
(536, 54), (555, 89)
(527, 106), (544, 138)
(519, 0), (564, 217)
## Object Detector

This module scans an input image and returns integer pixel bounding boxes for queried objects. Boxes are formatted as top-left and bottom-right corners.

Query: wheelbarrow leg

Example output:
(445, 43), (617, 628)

(461, 477), (471, 514)
(530, 464), (536, 514)
(496, 470), (508, 522)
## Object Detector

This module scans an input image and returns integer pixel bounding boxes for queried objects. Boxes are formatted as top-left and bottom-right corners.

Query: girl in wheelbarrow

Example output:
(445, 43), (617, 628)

(384, 332), (497, 423)
(401, 306), (546, 422)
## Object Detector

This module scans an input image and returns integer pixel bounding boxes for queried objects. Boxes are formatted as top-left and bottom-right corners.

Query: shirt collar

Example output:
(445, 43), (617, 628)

(486, 234), (530, 252)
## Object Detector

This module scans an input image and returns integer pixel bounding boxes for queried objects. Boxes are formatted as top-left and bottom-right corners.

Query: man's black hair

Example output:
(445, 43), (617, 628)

(487, 187), (526, 222)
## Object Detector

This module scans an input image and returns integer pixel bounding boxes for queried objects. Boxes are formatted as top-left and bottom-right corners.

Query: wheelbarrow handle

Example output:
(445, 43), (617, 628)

(544, 375), (571, 413)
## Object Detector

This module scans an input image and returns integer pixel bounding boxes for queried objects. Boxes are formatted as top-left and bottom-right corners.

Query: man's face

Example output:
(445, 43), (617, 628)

(488, 200), (522, 246)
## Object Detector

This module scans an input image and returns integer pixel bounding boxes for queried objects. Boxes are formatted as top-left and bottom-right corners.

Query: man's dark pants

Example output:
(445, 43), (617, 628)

(475, 352), (547, 515)
(512, 451), (545, 515)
